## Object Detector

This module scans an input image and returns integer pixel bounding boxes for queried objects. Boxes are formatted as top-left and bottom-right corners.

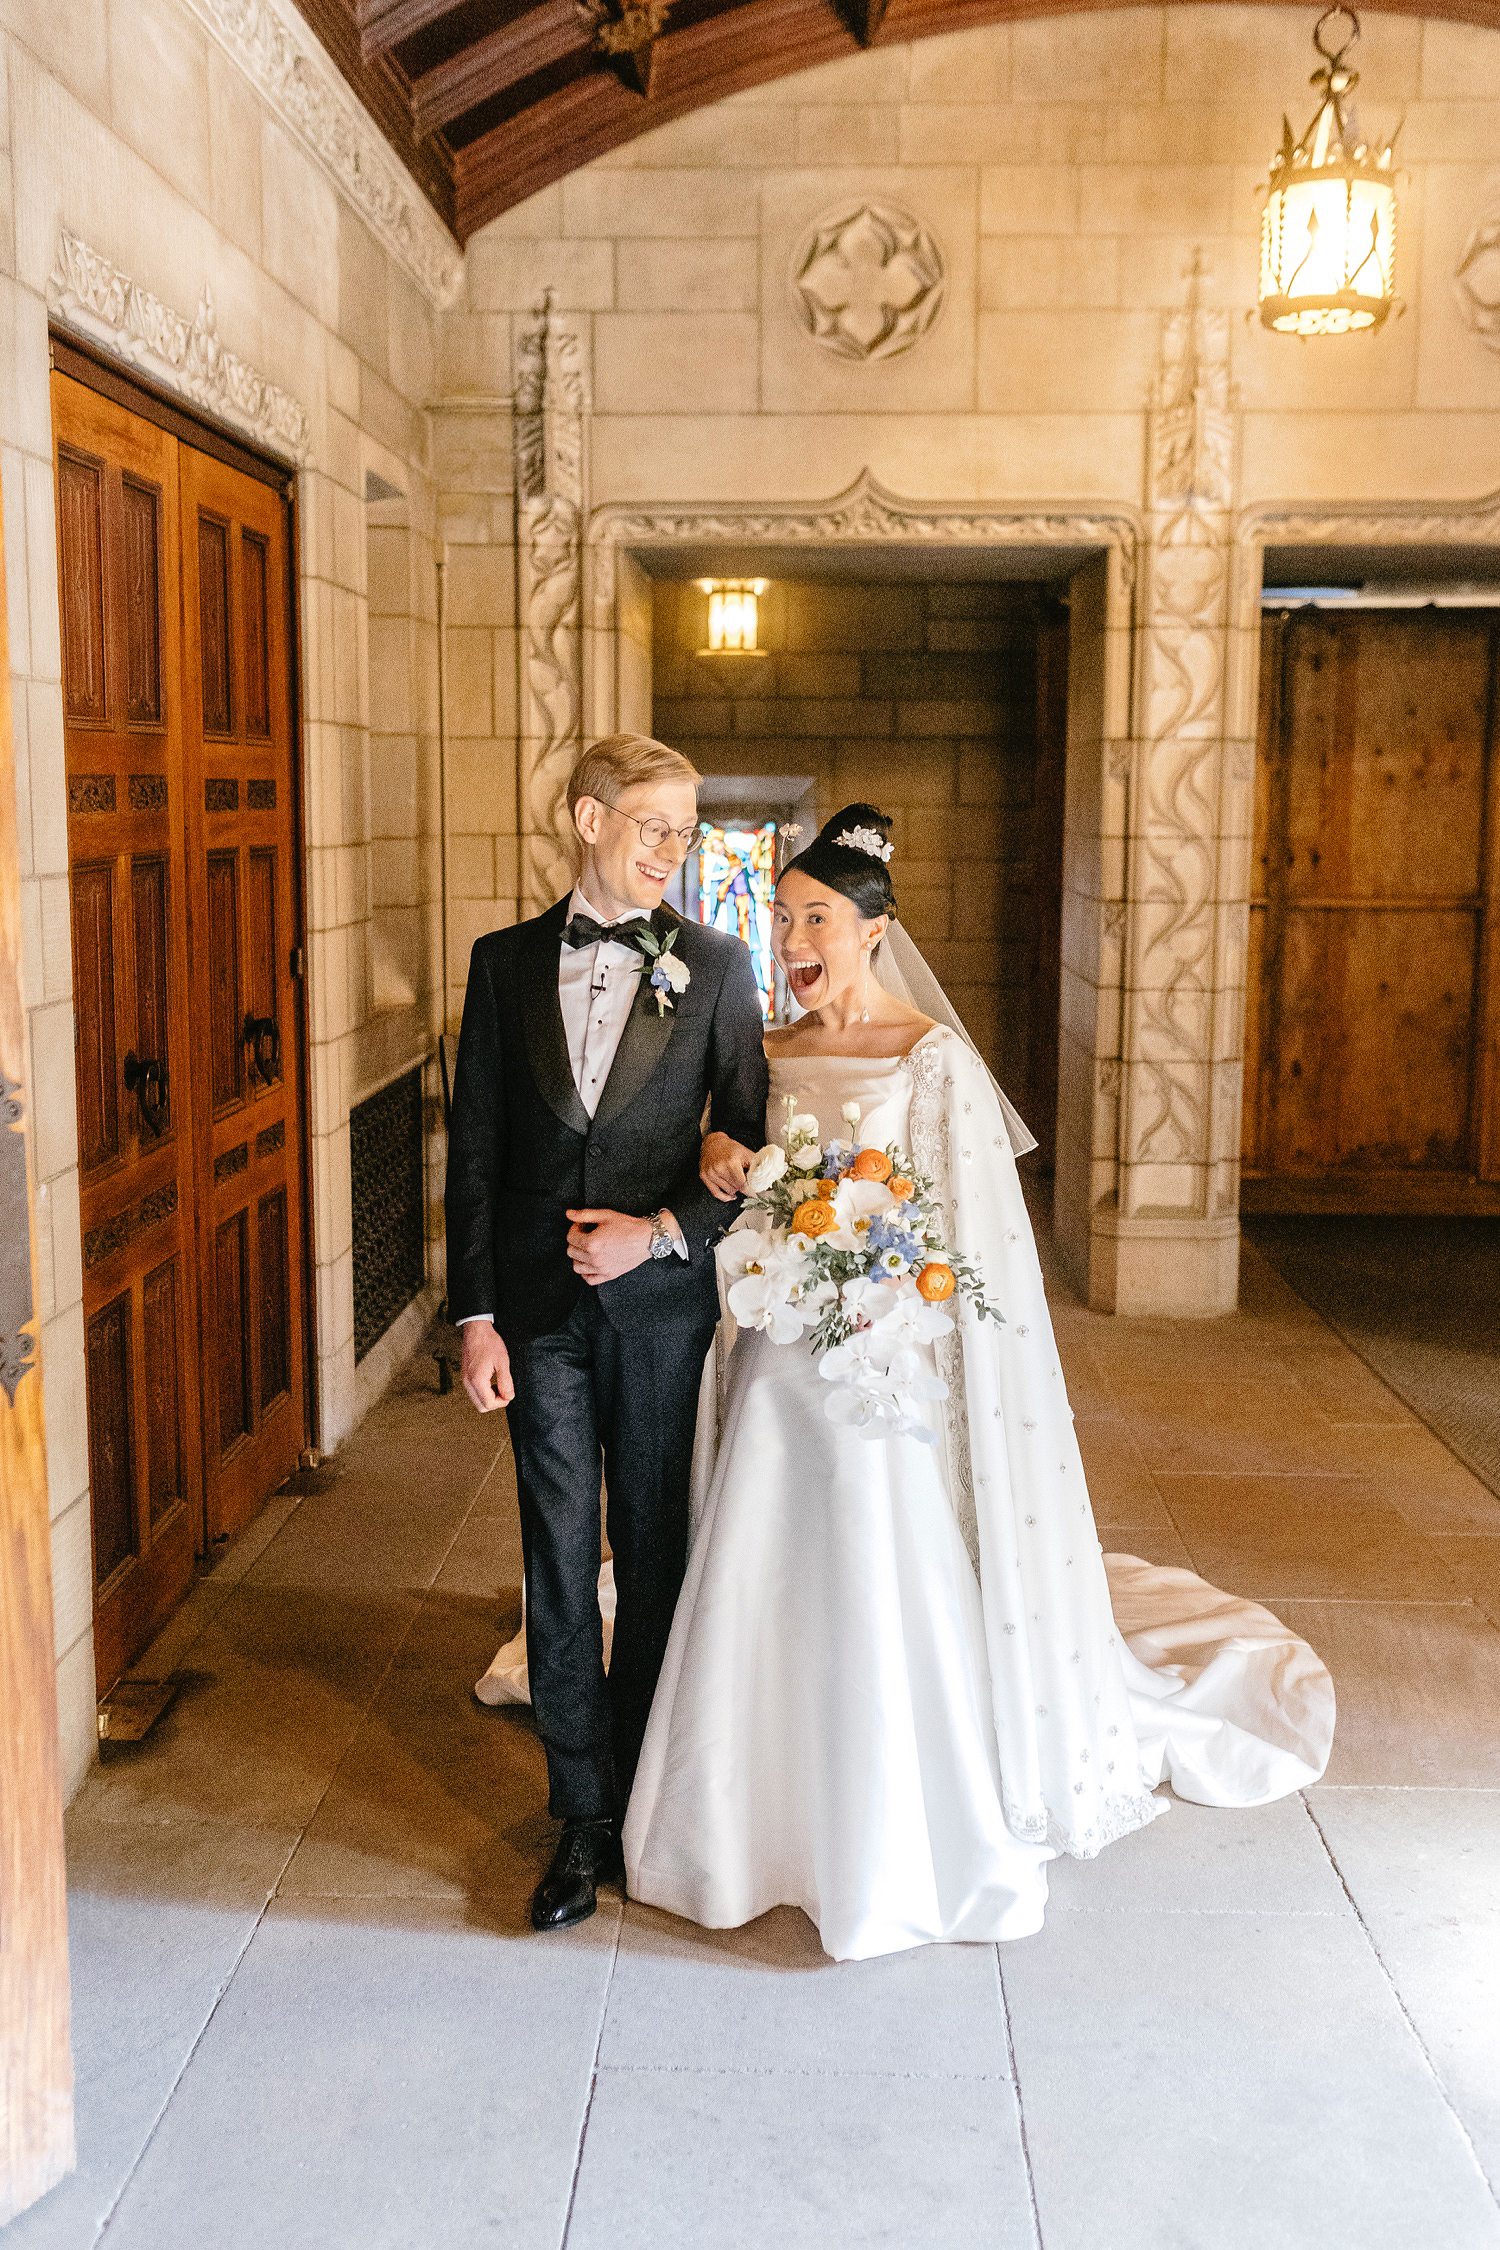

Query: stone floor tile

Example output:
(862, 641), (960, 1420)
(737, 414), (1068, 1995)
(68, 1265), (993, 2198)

(1237, 1244), (1328, 1326)
(1002, 1907), (1500, 2250)
(1309, 1789), (1500, 2192)
(1045, 1790), (1348, 1917)
(1103, 1525), (1196, 1571)
(1430, 1536), (1500, 1628)
(1157, 1473), (1463, 1602)
(1334, 1424), (1500, 1535)
(98, 1898), (620, 2250)
(277, 1706), (551, 1916)
(432, 1512), (524, 1600)
(1074, 1418), (1173, 1527)
(1121, 1377), (1353, 1476)
(4, 1817), (292, 2250)
(1281, 1601), (1500, 1786)
(1051, 1337), (1124, 1419)
(1084, 1324), (1287, 1383)
(566, 2067), (1036, 2250)
(601, 1904), (1011, 2077)
(1272, 1342), (1417, 1427)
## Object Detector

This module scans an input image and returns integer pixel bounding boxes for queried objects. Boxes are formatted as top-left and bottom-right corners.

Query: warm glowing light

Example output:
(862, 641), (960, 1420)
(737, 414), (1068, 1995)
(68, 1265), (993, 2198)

(1259, 8), (1399, 337)
(699, 579), (768, 651)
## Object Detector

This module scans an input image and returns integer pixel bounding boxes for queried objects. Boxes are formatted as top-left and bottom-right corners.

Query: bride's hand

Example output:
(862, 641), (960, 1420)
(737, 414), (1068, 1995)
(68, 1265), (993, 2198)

(701, 1131), (754, 1202)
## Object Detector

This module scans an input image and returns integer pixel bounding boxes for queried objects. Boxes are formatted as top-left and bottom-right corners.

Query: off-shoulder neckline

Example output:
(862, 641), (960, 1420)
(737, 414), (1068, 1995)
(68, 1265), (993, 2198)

(764, 1026), (949, 1067)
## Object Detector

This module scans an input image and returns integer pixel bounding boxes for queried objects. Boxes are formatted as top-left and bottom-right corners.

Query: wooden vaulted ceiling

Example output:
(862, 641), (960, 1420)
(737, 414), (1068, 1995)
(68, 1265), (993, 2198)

(292, 0), (1491, 245)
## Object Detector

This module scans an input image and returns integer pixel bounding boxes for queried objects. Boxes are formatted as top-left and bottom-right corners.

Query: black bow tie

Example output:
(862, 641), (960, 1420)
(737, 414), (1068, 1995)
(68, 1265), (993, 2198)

(562, 911), (654, 954)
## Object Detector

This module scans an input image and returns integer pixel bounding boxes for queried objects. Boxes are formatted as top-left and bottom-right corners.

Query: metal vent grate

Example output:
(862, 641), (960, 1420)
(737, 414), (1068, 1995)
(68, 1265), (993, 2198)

(351, 1066), (425, 1362)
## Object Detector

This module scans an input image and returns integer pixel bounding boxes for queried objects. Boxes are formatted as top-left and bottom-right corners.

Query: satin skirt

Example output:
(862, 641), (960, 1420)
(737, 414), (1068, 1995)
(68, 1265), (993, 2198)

(622, 1328), (1335, 1963)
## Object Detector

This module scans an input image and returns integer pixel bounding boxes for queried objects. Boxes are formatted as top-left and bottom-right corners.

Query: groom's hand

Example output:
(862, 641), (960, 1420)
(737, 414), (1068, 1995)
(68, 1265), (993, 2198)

(566, 1208), (653, 1285)
(701, 1132), (753, 1202)
(460, 1321), (514, 1413)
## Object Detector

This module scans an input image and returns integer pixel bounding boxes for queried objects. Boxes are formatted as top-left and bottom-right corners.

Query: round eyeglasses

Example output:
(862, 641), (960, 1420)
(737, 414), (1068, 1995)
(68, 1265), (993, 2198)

(599, 801), (699, 852)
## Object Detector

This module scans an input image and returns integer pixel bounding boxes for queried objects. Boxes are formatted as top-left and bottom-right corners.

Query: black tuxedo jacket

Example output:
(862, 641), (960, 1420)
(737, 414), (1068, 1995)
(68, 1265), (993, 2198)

(444, 898), (769, 1346)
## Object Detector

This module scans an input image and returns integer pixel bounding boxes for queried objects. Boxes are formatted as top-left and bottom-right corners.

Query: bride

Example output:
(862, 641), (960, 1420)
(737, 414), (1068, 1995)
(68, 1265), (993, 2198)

(618, 804), (1335, 1962)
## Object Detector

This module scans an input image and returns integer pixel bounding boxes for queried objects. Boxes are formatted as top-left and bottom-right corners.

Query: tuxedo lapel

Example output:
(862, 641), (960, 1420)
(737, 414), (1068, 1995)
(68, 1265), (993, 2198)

(591, 908), (683, 1131)
(517, 900), (590, 1136)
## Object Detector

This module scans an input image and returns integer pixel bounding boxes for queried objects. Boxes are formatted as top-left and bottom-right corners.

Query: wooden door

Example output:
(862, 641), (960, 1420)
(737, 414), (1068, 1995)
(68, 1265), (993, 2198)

(178, 448), (306, 1543)
(53, 374), (201, 1690)
(1244, 608), (1500, 1210)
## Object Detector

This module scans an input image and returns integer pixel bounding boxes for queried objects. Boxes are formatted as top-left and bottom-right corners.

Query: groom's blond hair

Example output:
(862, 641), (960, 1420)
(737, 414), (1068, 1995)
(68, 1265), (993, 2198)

(567, 734), (701, 817)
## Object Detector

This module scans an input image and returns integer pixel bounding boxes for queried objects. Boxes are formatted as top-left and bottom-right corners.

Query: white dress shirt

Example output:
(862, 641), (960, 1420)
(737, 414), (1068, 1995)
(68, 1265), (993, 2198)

(458, 889), (683, 1324)
(560, 885), (651, 1118)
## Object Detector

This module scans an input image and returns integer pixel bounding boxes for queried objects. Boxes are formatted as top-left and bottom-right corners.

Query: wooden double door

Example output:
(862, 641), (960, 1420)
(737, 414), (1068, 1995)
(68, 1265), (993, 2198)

(53, 365), (309, 1690)
(1244, 607), (1500, 1209)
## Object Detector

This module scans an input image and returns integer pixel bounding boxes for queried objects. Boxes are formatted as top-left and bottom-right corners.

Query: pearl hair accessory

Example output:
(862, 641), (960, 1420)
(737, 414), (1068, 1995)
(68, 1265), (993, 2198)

(835, 826), (894, 862)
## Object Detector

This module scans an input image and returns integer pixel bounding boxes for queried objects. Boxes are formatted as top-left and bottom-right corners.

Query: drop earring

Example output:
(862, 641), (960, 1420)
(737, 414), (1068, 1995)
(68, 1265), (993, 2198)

(860, 946), (872, 1023)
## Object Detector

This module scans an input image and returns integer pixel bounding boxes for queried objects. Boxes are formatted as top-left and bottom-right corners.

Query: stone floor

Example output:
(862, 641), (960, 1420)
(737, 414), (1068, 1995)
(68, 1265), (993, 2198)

(12, 1234), (1500, 2250)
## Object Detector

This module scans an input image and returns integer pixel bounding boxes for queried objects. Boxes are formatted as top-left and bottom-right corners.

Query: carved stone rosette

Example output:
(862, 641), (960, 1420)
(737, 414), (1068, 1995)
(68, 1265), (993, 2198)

(1119, 270), (1239, 1224)
(514, 296), (588, 916)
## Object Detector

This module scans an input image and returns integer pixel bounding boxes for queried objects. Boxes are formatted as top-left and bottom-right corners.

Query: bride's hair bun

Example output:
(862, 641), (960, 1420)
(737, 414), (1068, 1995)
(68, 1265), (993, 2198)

(781, 802), (898, 921)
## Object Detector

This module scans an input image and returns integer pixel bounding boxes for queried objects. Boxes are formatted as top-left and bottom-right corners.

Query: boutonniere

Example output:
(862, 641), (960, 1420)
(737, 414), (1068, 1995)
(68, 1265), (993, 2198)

(638, 924), (691, 1016)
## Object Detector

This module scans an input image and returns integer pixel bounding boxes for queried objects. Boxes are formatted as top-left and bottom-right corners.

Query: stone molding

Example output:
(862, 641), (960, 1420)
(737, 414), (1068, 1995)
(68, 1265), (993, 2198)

(1238, 490), (1500, 549)
(178, 0), (462, 310)
(589, 471), (1140, 599)
(1119, 268), (1239, 1218)
(514, 296), (589, 915)
(48, 231), (312, 464)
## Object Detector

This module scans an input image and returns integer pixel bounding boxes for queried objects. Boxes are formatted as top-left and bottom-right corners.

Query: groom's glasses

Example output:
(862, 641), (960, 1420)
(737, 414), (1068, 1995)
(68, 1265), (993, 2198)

(598, 801), (700, 854)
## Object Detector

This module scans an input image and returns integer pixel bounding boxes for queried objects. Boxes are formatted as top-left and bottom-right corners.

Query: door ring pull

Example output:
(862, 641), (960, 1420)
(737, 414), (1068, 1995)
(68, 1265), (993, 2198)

(243, 1013), (280, 1087)
(123, 1051), (168, 1136)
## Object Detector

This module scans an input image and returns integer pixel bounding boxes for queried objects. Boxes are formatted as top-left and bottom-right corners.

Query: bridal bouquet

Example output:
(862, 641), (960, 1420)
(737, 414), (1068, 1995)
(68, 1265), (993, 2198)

(716, 1097), (1003, 1443)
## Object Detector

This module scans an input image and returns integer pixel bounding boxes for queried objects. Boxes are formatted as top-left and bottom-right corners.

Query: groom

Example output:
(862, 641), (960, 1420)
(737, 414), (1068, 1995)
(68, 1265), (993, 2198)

(446, 735), (768, 1930)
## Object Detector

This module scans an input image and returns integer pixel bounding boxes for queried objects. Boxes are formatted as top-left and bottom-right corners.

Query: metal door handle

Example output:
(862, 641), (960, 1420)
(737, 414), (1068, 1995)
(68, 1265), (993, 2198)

(243, 1013), (280, 1086)
(123, 1051), (168, 1136)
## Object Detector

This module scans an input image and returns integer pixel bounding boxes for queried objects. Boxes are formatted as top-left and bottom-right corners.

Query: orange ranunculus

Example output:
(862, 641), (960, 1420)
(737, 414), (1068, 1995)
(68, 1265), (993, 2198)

(792, 1198), (839, 1238)
(814, 1177), (837, 1200)
(916, 1262), (956, 1302)
(850, 1147), (892, 1183)
(888, 1176), (914, 1201)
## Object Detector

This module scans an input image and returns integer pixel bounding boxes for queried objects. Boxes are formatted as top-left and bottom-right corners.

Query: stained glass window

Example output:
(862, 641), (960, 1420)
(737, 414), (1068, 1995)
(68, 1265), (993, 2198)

(695, 820), (778, 1017)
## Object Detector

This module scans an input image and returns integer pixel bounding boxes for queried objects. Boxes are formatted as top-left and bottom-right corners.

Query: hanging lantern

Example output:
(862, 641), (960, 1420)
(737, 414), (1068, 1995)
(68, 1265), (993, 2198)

(699, 580), (768, 652)
(1259, 7), (1398, 337)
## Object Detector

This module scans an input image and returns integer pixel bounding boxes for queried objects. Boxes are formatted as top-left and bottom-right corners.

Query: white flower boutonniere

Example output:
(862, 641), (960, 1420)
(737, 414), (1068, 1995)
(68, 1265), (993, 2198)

(638, 924), (691, 1015)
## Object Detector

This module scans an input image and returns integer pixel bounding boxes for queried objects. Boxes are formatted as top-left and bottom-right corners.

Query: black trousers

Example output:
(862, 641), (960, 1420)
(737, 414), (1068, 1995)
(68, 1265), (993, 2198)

(505, 1288), (717, 1821)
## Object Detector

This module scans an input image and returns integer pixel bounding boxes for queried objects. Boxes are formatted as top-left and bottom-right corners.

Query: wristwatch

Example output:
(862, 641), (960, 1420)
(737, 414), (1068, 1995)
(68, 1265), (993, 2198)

(647, 1209), (676, 1261)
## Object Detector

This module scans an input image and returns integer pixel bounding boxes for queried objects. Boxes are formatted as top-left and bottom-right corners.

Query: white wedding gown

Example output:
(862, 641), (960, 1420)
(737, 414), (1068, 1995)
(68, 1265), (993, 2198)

(620, 1029), (1335, 1961)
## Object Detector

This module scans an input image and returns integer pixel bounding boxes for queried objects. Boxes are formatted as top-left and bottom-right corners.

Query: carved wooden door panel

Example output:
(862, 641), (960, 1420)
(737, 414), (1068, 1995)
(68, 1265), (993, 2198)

(1245, 609), (1500, 1205)
(52, 371), (200, 1690)
(178, 448), (306, 1542)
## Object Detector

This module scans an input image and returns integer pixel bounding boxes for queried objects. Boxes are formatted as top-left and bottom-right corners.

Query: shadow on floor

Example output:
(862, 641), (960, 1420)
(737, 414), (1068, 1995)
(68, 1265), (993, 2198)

(1246, 1216), (1500, 1501)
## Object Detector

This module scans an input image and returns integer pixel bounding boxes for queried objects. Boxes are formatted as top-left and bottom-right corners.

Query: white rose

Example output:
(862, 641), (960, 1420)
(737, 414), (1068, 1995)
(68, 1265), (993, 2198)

(658, 950), (691, 993)
(841, 1100), (861, 1129)
(745, 1143), (788, 1193)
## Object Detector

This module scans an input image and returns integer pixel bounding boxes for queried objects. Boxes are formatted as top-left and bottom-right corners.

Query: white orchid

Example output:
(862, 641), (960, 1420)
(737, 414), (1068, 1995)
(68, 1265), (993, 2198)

(719, 1232), (812, 1344)
(823, 1175), (898, 1252)
(745, 1143), (788, 1194)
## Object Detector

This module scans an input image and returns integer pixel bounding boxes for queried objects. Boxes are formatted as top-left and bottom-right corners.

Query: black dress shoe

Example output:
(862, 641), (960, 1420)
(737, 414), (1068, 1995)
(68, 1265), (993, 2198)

(530, 1819), (625, 1932)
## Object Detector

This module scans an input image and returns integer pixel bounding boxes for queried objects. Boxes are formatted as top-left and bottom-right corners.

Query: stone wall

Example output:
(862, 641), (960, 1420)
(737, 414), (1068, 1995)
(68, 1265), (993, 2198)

(652, 576), (1053, 1096)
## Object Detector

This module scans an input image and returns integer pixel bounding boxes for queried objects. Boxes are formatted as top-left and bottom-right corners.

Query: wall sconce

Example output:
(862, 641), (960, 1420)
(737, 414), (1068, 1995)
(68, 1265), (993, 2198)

(1259, 6), (1398, 336)
(699, 579), (768, 652)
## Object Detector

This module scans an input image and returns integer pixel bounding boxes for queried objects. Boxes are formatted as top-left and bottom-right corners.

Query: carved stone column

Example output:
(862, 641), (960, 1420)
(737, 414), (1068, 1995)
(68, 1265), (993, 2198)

(1097, 268), (1244, 1315)
(514, 294), (588, 917)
